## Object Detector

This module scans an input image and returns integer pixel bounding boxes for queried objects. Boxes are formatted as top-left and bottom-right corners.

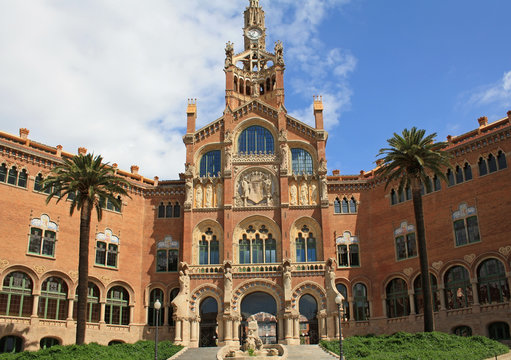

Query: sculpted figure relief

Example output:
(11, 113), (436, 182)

(310, 183), (318, 205)
(225, 42), (234, 69)
(195, 185), (203, 208)
(300, 182), (308, 205)
(289, 183), (297, 205)
(225, 146), (232, 170)
(280, 144), (288, 170)
(236, 170), (277, 207)
(205, 183), (213, 208)
(275, 41), (284, 66)
(216, 183), (223, 207)
(185, 179), (193, 206)
(321, 177), (328, 201)
(224, 266), (232, 305)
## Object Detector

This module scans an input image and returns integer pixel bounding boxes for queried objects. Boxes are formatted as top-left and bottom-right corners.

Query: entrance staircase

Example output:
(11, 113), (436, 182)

(171, 344), (337, 360)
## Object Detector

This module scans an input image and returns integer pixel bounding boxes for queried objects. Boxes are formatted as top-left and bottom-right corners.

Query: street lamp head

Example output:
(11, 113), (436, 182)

(335, 294), (343, 305)
(154, 299), (162, 310)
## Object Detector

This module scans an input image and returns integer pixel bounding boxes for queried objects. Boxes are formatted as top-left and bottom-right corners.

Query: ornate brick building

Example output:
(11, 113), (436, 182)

(0, 0), (510, 352)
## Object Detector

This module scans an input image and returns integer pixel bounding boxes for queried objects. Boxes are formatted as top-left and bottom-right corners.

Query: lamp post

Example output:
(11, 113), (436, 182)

(154, 299), (161, 360)
(334, 294), (344, 360)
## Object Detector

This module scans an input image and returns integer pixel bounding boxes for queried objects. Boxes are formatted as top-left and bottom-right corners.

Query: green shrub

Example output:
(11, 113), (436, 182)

(0, 340), (183, 360)
(320, 332), (509, 360)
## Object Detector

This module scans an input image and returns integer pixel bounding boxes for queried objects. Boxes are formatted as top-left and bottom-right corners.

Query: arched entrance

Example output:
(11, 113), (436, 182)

(299, 294), (319, 344)
(240, 292), (277, 345)
(199, 297), (218, 347)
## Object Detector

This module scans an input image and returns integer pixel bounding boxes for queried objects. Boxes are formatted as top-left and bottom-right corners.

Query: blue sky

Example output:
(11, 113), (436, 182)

(0, 0), (509, 179)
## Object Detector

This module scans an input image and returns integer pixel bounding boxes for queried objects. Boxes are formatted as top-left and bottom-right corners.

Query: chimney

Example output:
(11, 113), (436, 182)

(313, 95), (324, 130)
(507, 110), (511, 120)
(186, 99), (197, 133)
(78, 147), (87, 155)
(130, 165), (139, 175)
(19, 128), (29, 139)
(478, 116), (488, 127)
(332, 169), (340, 176)
(376, 159), (384, 167)
(446, 135), (452, 142)
(56, 145), (63, 157)
(153, 176), (159, 186)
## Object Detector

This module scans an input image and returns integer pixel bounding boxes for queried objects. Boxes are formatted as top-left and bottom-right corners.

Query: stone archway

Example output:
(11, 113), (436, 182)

(299, 294), (319, 344)
(240, 291), (278, 345)
(199, 297), (218, 347)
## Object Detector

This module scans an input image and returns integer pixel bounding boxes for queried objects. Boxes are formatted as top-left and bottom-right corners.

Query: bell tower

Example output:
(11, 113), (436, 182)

(224, 0), (285, 109)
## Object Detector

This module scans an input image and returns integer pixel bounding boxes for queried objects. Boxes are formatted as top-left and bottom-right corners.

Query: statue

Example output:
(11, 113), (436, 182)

(242, 318), (263, 352)
(325, 258), (336, 290)
(310, 183), (318, 205)
(280, 144), (288, 170)
(225, 42), (234, 69)
(225, 146), (232, 170)
(264, 177), (272, 198)
(224, 266), (233, 305)
(205, 183), (213, 208)
(275, 41), (284, 66)
(321, 177), (328, 200)
(283, 263), (292, 299)
(216, 183), (223, 207)
(319, 158), (327, 173)
(290, 184), (297, 205)
(185, 179), (193, 206)
(184, 163), (194, 177)
(171, 263), (190, 318)
(195, 185), (203, 208)
(279, 129), (288, 142)
(300, 182), (308, 205)
(224, 130), (233, 143)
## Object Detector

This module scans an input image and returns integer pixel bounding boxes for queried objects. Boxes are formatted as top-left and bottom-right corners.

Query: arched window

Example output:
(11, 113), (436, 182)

(95, 229), (119, 268)
(17, 169), (27, 188)
(453, 325), (472, 337)
(398, 189), (405, 202)
(478, 157), (488, 176)
(28, 215), (57, 258)
(291, 148), (313, 174)
(34, 173), (44, 192)
(405, 186), (412, 200)
(413, 274), (439, 313)
(168, 288), (179, 326)
(165, 202), (173, 218)
(0, 335), (23, 353)
(488, 322), (511, 340)
(105, 286), (129, 325)
(198, 228), (220, 265)
(477, 258), (510, 305)
(0, 272), (33, 317)
(234, 77), (238, 92)
(156, 236), (179, 272)
(394, 222), (417, 260)
(421, 176), (433, 195)
(157, 202), (165, 218)
(306, 233), (316, 262)
(452, 203), (480, 246)
(334, 198), (341, 213)
(335, 283), (349, 321)
(390, 189), (397, 205)
(463, 163), (472, 181)
(200, 150), (221, 177)
(497, 150), (507, 170)
(148, 289), (164, 326)
(455, 165), (464, 184)
(40, 337), (60, 349)
(353, 283), (369, 321)
(341, 198), (349, 213)
(336, 232), (360, 267)
(238, 224), (277, 264)
(72, 282), (100, 323)
(488, 153), (497, 173)
(173, 202), (181, 217)
(108, 340), (124, 346)
(238, 125), (274, 155)
(349, 197), (357, 213)
(447, 169), (454, 186)
(39, 277), (68, 320)
(386, 278), (409, 318)
(433, 175), (441, 191)
(444, 266), (472, 310)
(0, 163), (7, 183)
(7, 166), (18, 185)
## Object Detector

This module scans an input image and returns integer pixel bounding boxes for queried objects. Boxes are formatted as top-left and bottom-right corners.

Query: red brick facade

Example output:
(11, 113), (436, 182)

(0, 0), (510, 351)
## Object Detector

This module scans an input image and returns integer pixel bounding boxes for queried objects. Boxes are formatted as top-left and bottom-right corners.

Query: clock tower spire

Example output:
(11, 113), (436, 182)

(224, 0), (285, 109)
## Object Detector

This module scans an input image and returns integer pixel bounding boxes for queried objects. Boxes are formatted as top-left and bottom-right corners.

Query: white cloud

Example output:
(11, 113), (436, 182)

(468, 70), (511, 107)
(0, 0), (354, 179)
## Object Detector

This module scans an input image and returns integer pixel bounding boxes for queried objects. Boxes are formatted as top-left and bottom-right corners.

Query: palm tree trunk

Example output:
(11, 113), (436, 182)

(76, 200), (92, 344)
(411, 182), (435, 332)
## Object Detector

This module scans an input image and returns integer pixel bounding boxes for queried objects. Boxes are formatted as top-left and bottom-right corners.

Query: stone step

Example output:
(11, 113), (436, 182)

(286, 345), (338, 360)
(171, 346), (219, 360)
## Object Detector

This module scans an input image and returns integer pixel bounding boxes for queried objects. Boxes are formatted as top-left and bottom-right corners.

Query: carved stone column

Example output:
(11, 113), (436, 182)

(174, 319), (182, 342)
(284, 315), (292, 339)
(31, 294), (40, 318)
(437, 286), (446, 311)
(471, 279), (480, 305)
(348, 297), (355, 321)
(277, 315), (284, 341)
(408, 290), (416, 315)
(190, 318), (198, 343)
(233, 316), (241, 342)
(163, 305), (169, 326)
(129, 305), (134, 325)
(224, 315), (233, 342)
(292, 315), (300, 340)
(67, 298), (74, 321)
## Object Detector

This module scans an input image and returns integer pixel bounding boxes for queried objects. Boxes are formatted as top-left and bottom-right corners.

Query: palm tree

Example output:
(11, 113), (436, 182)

(375, 127), (451, 332)
(43, 154), (130, 344)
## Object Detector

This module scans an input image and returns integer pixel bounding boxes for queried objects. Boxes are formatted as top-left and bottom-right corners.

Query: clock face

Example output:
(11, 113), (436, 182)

(246, 28), (262, 40)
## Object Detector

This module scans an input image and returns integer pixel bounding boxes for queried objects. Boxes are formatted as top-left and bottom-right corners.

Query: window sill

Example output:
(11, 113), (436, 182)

(26, 253), (56, 260)
(395, 255), (418, 262)
(93, 264), (118, 271)
(337, 265), (361, 269)
(454, 240), (481, 248)
(333, 212), (357, 215)
(0, 181), (29, 191)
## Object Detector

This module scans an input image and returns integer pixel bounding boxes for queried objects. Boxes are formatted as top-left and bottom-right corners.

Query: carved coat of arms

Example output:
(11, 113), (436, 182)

(236, 170), (277, 207)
